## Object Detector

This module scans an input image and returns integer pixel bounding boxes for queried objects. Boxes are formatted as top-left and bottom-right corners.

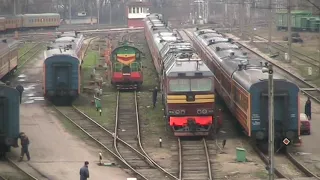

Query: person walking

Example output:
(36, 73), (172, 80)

(80, 161), (90, 180)
(305, 97), (311, 120)
(152, 87), (158, 109)
(19, 132), (30, 161)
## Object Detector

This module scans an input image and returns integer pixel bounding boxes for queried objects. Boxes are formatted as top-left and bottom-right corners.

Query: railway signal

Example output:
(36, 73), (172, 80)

(283, 138), (290, 146)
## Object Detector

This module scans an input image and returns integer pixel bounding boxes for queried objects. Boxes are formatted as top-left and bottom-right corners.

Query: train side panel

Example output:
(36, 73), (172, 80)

(0, 83), (20, 153)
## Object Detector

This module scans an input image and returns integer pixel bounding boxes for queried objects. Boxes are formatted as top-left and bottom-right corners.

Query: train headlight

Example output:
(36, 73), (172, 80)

(180, 110), (186, 115)
(169, 109), (185, 115)
(168, 110), (174, 115)
(197, 109), (202, 114)
(175, 110), (181, 115)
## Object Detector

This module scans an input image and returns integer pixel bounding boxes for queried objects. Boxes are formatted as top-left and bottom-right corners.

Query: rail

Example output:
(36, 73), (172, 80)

(253, 146), (319, 179)
(0, 157), (38, 180)
(114, 91), (178, 180)
(178, 138), (212, 180)
(17, 43), (43, 71)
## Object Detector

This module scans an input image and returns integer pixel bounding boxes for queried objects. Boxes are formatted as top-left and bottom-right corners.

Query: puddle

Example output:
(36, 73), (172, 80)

(18, 79), (26, 82)
(30, 97), (44, 101)
(26, 93), (35, 97)
(24, 86), (36, 90)
(18, 74), (27, 78)
(23, 100), (35, 104)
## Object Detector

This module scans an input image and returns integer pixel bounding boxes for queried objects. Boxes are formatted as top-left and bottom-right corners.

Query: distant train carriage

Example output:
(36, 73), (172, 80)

(0, 38), (19, 79)
(43, 32), (84, 104)
(108, 41), (143, 90)
(190, 28), (300, 149)
(22, 13), (60, 29)
(0, 13), (60, 33)
(0, 82), (20, 156)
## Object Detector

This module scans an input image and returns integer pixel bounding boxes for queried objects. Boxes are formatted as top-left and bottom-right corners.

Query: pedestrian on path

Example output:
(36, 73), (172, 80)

(80, 161), (90, 180)
(19, 132), (30, 161)
(305, 97), (311, 120)
(152, 87), (158, 109)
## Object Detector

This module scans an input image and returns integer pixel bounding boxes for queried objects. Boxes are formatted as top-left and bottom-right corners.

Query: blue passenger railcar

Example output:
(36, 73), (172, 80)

(43, 49), (81, 103)
(0, 82), (19, 156)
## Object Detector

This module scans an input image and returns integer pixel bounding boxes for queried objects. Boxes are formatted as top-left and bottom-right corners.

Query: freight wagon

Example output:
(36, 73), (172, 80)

(276, 10), (320, 32)
(0, 82), (20, 156)
(190, 28), (300, 150)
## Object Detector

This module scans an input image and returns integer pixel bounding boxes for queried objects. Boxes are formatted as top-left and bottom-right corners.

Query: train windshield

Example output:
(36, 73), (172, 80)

(169, 78), (212, 92)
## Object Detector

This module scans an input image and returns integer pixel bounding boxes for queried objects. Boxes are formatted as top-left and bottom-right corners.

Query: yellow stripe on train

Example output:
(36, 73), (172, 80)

(166, 94), (215, 103)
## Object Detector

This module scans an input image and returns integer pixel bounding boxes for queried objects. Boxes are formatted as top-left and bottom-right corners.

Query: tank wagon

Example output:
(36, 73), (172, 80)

(0, 13), (60, 33)
(107, 41), (143, 90)
(190, 28), (300, 149)
(0, 82), (20, 156)
(43, 32), (85, 104)
(0, 38), (19, 79)
(144, 14), (221, 136)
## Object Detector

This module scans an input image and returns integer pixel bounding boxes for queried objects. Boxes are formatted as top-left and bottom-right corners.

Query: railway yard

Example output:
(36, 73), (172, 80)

(1, 18), (320, 180)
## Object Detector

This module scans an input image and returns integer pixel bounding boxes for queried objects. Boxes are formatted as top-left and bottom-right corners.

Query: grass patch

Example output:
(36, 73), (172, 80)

(18, 43), (34, 58)
(253, 170), (268, 179)
(83, 50), (99, 68)
(74, 92), (117, 129)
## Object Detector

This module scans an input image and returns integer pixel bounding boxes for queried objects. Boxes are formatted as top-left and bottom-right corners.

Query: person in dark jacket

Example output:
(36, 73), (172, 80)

(16, 84), (24, 104)
(80, 161), (89, 180)
(19, 132), (30, 161)
(152, 87), (158, 109)
(305, 97), (311, 120)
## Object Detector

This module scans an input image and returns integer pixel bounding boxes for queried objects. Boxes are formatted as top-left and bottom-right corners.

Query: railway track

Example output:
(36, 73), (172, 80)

(178, 138), (212, 180)
(17, 43), (43, 71)
(53, 100), (177, 180)
(114, 91), (177, 179)
(225, 32), (320, 103)
(252, 34), (320, 67)
(0, 157), (38, 180)
(254, 146), (319, 179)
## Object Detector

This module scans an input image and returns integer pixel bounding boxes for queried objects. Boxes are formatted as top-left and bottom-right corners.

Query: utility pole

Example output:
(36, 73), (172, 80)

(13, 0), (16, 15)
(69, 0), (72, 25)
(268, 0), (272, 52)
(109, 1), (112, 25)
(267, 64), (275, 180)
(250, 0), (256, 43)
(240, 0), (245, 36)
(97, 0), (100, 25)
(287, 0), (292, 63)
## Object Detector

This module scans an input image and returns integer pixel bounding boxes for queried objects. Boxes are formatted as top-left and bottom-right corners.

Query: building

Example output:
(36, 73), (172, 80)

(126, 0), (151, 28)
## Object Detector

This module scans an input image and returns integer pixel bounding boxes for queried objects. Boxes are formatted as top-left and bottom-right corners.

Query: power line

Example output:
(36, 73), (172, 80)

(304, 0), (320, 11)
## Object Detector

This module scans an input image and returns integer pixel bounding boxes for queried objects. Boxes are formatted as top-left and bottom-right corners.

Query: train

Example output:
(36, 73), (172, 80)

(43, 31), (86, 104)
(0, 38), (19, 79)
(0, 81), (20, 156)
(144, 14), (221, 136)
(276, 10), (320, 32)
(0, 13), (60, 33)
(107, 41), (144, 90)
(189, 28), (300, 149)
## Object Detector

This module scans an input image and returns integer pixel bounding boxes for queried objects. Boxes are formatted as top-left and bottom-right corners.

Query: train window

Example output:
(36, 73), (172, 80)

(191, 78), (212, 91)
(169, 79), (190, 92)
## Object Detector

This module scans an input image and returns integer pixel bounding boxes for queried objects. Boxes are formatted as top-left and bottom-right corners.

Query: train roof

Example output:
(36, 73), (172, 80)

(165, 53), (213, 77)
(22, 13), (60, 17)
(194, 29), (288, 90)
(44, 48), (77, 59)
(0, 39), (20, 56)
